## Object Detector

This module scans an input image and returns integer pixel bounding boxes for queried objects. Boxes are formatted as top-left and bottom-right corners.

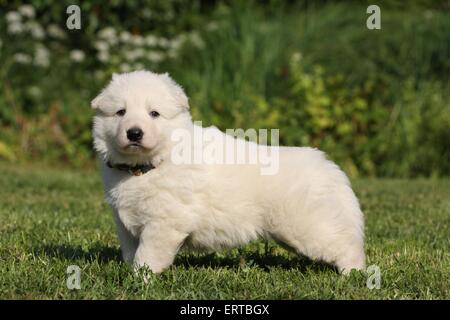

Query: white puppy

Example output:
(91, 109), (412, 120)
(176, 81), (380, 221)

(92, 70), (365, 274)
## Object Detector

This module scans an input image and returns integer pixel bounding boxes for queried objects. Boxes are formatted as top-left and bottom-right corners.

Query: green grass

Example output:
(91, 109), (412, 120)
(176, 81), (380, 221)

(0, 164), (449, 299)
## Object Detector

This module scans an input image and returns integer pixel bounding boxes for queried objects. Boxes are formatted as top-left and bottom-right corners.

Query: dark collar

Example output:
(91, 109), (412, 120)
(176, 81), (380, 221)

(106, 161), (155, 176)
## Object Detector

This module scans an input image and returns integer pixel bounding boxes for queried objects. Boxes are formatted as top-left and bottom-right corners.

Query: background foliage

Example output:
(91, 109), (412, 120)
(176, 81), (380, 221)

(0, 0), (449, 177)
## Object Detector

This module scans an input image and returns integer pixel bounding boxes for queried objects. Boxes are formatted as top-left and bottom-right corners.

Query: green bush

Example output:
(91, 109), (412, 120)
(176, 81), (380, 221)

(0, 1), (449, 176)
(274, 59), (450, 177)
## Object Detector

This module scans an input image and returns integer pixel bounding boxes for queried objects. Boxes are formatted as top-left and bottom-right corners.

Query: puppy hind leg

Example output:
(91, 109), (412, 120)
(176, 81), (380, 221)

(334, 242), (366, 274)
(271, 224), (365, 274)
(289, 198), (365, 273)
(303, 234), (365, 274)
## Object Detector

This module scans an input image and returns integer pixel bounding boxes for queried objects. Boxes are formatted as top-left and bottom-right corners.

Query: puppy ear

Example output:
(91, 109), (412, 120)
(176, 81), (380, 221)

(91, 90), (105, 109)
(160, 72), (189, 110)
(92, 73), (118, 109)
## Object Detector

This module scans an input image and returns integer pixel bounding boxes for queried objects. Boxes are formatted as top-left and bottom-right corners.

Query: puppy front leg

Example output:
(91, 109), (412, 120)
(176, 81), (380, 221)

(112, 210), (139, 264)
(134, 222), (187, 274)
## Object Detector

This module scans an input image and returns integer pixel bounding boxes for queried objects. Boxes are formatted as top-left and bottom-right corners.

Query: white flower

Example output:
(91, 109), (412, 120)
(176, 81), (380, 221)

(157, 37), (170, 48)
(6, 11), (21, 23)
(18, 5), (35, 18)
(206, 21), (219, 31)
(34, 45), (50, 67)
(145, 35), (158, 46)
(125, 48), (145, 61)
(27, 86), (42, 98)
(26, 21), (45, 39)
(70, 50), (85, 62)
(167, 49), (177, 59)
(13, 53), (32, 64)
(170, 34), (187, 51)
(47, 24), (66, 39)
(147, 51), (164, 63)
(94, 41), (109, 52)
(98, 27), (116, 40)
(8, 21), (24, 35)
(32, 27), (45, 39)
(120, 63), (131, 72)
(188, 32), (205, 49)
(97, 51), (110, 63)
(291, 52), (302, 63)
(134, 63), (144, 70)
(98, 27), (118, 44)
(142, 8), (152, 18)
(120, 31), (132, 43)
(131, 35), (144, 46)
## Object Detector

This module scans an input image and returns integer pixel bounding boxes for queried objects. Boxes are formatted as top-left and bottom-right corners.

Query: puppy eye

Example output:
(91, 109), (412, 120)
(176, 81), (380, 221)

(116, 109), (126, 116)
(150, 111), (160, 118)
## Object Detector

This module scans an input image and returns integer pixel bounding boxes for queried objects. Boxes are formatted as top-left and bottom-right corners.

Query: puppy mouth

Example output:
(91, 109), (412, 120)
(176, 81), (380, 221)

(124, 143), (146, 152)
(121, 142), (152, 154)
(127, 143), (142, 148)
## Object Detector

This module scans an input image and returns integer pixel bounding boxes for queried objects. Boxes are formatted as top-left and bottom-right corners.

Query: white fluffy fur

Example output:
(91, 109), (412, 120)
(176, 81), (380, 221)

(92, 70), (366, 274)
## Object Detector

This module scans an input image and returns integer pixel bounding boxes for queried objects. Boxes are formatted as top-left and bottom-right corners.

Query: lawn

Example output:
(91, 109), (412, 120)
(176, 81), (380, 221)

(0, 164), (449, 299)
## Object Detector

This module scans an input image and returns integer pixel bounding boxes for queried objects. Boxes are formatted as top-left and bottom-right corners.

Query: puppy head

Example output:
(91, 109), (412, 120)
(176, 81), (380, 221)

(91, 70), (191, 164)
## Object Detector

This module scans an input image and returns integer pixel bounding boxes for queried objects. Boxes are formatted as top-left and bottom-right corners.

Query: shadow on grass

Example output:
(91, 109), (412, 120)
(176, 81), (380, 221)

(33, 242), (121, 263)
(175, 251), (338, 273)
(33, 243), (337, 273)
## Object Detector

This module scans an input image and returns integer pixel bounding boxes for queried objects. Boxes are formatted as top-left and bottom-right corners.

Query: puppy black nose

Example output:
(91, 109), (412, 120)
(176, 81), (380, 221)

(126, 127), (143, 142)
